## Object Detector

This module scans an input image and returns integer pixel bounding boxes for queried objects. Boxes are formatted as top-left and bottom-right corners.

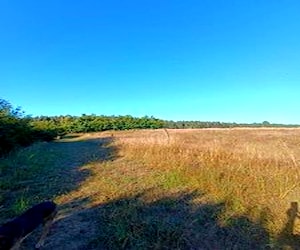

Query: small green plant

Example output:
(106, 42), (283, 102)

(161, 170), (187, 190)
(12, 193), (29, 215)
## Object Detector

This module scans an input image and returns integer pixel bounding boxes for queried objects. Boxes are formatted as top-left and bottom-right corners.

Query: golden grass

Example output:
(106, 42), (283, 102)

(53, 128), (300, 248)
(113, 129), (300, 226)
(2, 128), (300, 249)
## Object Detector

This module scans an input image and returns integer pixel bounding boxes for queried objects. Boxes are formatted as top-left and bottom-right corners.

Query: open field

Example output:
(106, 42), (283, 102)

(1, 128), (300, 249)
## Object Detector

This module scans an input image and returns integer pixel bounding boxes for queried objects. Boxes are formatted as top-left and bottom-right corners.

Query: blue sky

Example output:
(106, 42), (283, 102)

(1, 1), (300, 124)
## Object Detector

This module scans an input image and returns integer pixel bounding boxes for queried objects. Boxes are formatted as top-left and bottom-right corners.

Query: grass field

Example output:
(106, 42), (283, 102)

(1, 128), (300, 249)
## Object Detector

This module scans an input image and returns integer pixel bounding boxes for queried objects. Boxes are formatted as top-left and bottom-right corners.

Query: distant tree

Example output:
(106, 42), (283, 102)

(262, 121), (271, 126)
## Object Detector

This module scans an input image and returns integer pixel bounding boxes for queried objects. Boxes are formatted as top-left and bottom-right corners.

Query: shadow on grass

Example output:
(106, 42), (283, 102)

(278, 201), (300, 249)
(0, 136), (117, 222)
(45, 191), (271, 250)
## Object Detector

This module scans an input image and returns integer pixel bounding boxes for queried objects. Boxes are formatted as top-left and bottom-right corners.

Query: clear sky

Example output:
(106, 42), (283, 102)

(1, 1), (300, 124)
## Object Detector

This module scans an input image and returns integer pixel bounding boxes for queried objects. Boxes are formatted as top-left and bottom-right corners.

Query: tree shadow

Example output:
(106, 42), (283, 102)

(43, 191), (271, 250)
(0, 136), (118, 222)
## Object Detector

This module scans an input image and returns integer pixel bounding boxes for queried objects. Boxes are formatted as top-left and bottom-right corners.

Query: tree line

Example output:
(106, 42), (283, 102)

(164, 120), (299, 129)
(0, 99), (164, 156)
(1, 98), (299, 156)
(30, 114), (164, 134)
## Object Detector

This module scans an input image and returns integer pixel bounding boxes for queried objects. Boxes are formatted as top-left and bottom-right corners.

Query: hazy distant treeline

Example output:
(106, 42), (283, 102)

(1, 98), (298, 156)
(164, 120), (299, 129)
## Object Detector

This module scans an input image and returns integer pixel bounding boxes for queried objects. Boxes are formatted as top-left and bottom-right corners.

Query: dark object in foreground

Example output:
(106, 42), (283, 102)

(0, 201), (57, 250)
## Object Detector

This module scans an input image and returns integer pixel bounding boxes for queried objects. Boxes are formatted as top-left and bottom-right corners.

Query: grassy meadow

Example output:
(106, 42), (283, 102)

(1, 128), (300, 249)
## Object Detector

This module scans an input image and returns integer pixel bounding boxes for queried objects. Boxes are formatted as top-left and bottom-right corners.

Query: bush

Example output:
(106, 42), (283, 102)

(0, 99), (57, 156)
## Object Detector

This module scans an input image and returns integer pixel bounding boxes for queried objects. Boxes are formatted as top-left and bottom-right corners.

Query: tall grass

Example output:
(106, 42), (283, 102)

(115, 129), (300, 237)
(53, 129), (300, 248)
(1, 129), (300, 249)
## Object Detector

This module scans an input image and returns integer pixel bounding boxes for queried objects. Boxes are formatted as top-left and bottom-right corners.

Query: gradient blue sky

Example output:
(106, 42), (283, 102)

(1, 1), (299, 123)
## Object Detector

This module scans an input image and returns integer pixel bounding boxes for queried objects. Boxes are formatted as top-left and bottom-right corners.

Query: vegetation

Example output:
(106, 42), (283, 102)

(164, 120), (300, 129)
(30, 114), (164, 134)
(29, 116), (300, 138)
(0, 99), (57, 156)
(1, 98), (299, 156)
(1, 98), (300, 248)
(1, 129), (300, 249)
(0, 99), (164, 156)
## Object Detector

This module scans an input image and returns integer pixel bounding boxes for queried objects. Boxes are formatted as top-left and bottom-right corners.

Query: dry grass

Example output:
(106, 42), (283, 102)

(1, 128), (300, 249)
(112, 129), (300, 231)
